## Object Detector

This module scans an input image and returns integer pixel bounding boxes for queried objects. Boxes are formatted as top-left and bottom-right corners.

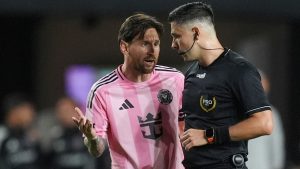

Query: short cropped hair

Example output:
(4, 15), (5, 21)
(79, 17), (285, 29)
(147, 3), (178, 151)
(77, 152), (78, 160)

(118, 13), (164, 44)
(168, 2), (214, 25)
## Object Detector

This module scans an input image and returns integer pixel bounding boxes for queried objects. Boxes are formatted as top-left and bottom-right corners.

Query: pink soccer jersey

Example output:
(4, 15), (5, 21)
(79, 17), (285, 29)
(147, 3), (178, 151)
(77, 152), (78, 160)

(85, 65), (185, 169)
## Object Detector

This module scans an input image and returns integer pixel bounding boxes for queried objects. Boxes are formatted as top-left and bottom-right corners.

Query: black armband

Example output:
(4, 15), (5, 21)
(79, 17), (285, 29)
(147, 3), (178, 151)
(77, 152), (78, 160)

(215, 126), (230, 144)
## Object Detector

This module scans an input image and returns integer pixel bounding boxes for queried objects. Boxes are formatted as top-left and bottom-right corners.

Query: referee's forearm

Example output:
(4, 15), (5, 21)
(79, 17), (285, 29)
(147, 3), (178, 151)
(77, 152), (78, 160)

(84, 136), (105, 157)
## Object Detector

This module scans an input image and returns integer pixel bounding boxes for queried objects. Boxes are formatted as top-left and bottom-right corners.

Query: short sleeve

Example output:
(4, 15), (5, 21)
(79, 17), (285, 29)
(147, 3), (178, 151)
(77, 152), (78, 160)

(176, 73), (185, 121)
(231, 64), (271, 115)
(85, 89), (109, 138)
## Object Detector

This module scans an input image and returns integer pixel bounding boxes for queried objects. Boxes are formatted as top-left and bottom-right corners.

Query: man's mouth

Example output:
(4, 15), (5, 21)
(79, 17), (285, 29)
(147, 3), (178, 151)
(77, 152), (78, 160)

(144, 59), (155, 63)
(144, 57), (156, 63)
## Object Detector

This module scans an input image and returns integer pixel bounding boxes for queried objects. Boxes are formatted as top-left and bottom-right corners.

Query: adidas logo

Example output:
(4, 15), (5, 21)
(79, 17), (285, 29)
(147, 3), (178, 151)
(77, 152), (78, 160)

(119, 99), (134, 110)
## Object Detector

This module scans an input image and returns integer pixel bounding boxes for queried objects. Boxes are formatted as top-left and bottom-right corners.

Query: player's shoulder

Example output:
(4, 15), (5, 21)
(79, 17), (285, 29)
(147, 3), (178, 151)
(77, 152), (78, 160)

(155, 65), (183, 77)
(155, 65), (184, 81)
(90, 69), (119, 92)
(86, 69), (119, 109)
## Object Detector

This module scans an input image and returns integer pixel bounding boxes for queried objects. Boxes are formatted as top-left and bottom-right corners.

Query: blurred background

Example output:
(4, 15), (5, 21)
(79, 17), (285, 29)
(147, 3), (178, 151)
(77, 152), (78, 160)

(0, 0), (299, 168)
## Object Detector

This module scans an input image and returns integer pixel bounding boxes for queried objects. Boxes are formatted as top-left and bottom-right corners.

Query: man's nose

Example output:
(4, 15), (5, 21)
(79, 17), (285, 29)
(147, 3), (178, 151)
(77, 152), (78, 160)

(147, 44), (155, 54)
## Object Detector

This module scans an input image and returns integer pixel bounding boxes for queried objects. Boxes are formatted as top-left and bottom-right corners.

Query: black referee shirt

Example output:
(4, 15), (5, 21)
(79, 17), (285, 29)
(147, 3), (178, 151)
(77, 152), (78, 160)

(182, 48), (271, 167)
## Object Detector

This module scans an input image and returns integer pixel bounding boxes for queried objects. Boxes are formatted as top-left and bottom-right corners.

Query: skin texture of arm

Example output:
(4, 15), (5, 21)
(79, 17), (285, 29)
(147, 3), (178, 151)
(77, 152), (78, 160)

(72, 107), (105, 157)
(180, 110), (273, 151)
(83, 136), (105, 157)
(229, 110), (273, 141)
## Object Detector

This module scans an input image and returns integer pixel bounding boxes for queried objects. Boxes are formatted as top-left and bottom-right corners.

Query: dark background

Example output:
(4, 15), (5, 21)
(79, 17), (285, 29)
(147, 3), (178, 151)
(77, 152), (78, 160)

(0, 0), (299, 167)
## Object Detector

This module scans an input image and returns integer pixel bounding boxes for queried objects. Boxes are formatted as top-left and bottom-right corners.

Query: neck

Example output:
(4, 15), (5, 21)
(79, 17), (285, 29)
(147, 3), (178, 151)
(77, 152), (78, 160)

(198, 47), (224, 67)
(196, 37), (224, 66)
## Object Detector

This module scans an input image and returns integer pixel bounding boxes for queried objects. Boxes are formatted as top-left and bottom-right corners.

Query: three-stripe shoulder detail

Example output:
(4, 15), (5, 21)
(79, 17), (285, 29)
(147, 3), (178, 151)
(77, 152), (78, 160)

(155, 65), (180, 72)
(87, 71), (118, 108)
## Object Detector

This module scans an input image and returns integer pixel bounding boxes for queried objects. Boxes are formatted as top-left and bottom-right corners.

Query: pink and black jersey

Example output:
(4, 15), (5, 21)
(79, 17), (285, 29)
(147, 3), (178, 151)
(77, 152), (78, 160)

(85, 65), (185, 169)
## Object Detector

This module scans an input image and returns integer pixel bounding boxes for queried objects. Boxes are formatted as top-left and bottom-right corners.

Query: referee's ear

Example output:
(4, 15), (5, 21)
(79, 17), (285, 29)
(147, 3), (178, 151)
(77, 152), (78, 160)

(191, 27), (200, 41)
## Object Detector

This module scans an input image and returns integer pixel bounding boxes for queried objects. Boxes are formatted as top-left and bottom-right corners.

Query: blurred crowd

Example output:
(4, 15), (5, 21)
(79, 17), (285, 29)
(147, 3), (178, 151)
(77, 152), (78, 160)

(0, 93), (111, 169)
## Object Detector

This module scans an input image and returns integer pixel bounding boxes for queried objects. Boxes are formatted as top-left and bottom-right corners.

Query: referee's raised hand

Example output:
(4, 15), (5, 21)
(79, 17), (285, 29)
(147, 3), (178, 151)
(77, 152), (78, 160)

(72, 107), (97, 140)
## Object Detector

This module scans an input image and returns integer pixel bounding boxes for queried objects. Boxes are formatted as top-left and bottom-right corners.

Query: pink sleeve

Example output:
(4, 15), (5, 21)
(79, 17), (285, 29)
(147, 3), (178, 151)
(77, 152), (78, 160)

(85, 89), (108, 139)
(176, 73), (185, 121)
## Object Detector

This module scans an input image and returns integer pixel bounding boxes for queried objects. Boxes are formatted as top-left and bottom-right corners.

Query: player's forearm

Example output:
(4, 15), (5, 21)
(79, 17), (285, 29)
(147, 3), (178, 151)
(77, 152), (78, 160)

(84, 136), (105, 157)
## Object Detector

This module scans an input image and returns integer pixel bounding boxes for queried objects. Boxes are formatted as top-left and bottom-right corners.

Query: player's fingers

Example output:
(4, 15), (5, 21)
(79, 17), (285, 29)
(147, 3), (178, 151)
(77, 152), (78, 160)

(74, 107), (85, 118)
(83, 119), (91, 133)
(78, 117), (84, 125)
(72, 117), (80, 126)
(86, 120), (93, 132)
(78, 117), (86, 131)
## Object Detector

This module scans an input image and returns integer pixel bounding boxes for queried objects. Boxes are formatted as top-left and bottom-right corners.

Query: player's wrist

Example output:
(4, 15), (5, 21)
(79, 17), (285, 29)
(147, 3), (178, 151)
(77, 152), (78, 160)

(87, 135), (98, 141)
(85, 135), (102, 148)
(84, 135), (105, 157)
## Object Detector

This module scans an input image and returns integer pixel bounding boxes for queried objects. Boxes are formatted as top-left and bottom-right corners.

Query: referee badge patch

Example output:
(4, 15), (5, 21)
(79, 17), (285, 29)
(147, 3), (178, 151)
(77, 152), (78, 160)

(157, 89), (173, 105)
(200, 95), (216, 112)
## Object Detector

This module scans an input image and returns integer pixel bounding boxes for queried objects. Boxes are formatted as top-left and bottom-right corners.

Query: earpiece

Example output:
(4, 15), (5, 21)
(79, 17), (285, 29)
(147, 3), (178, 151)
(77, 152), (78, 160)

(193, 32), (198, 40)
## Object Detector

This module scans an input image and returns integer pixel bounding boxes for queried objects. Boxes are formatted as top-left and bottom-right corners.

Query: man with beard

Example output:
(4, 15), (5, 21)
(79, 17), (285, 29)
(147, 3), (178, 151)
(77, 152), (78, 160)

(72, 13), (185, 169)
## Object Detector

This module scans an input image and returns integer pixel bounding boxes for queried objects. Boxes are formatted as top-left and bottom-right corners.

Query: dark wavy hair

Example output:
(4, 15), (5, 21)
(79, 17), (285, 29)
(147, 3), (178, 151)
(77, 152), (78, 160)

(118, 13), (164, 44)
